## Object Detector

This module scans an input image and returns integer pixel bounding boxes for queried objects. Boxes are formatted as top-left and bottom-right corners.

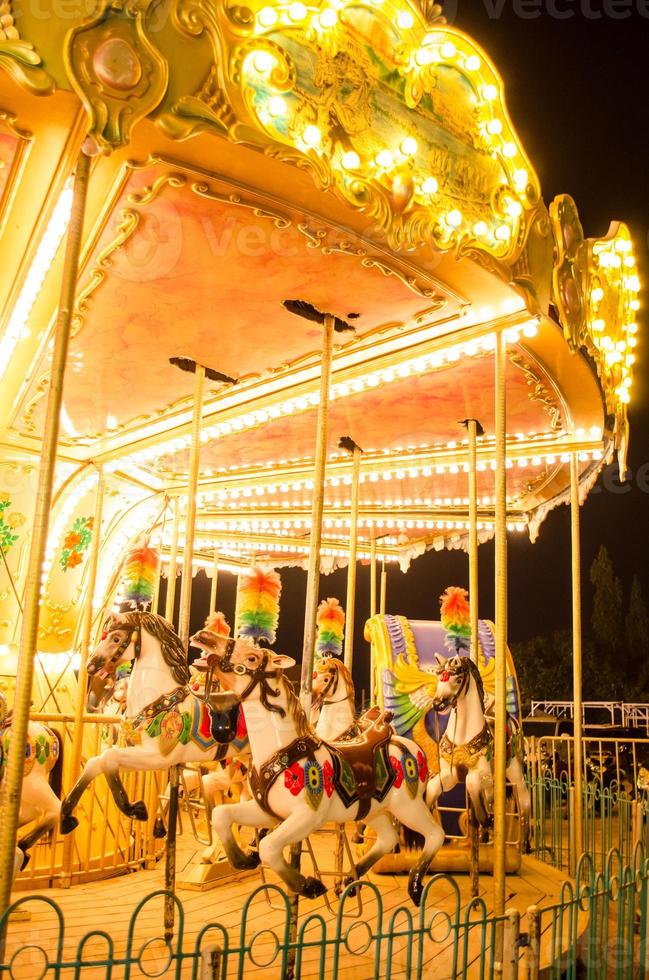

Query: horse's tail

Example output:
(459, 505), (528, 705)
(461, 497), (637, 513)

(48, 728), (64, 799)
(401, 826), (425, 851)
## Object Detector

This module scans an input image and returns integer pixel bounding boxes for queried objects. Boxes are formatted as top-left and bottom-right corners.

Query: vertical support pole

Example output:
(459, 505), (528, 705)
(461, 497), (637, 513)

(61, 465), (105, 882)
(380, 560), (387, 615)
(0, 147), (92, 921)
(165, 498), (180, 623)
(370, 533), (377, 619)
(298, 313), (334, 713)
(165, 364), (205, 941)
(467, 419), (480, 664)
(570, 451), (584, 865)
(525, 905), (540, 980)
(343, 446), (361, 672)
(290, 314), (334, 980)
(209, 551), (219, 615)
(493, 329), (508, 966)
(502, 909), (520, 980)
(343, 446), (361, 670)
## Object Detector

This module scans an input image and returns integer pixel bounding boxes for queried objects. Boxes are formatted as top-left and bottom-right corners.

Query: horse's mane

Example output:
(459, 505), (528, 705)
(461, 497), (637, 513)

(465, 657), (486, 709)
(107, 612), (190, 686)
(279, 675), (312, 739)
(330, 658), (355, 708)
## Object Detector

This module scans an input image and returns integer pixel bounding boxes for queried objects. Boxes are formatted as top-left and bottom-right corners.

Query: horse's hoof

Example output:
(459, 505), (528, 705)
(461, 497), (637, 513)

(60, 813), (79, 835)
(341, 875), (357, 897)
(17, 845), (30, 871)
(130, 800), (148, 822)
(153, 817), (167, 839)
(230, 849), (260, 871)
(301, 876), (327, 899)
(351, 831), (364, 845)
(408, 872), (423, 908)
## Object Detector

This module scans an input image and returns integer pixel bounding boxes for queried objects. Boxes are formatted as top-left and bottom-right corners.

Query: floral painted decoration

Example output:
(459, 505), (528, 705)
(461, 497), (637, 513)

(59, 516), (94, 571)
(0, 493), (25, 554)
(389, 755), (404, 788)
(285, 762), (305, 795)
(322, 760), (334, 799)
(417, 750), (428, 783)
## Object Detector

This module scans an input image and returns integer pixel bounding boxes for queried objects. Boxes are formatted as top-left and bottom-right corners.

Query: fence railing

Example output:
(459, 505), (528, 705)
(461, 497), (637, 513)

(529, 701), (649, 733)
(2, 850), (649, 978)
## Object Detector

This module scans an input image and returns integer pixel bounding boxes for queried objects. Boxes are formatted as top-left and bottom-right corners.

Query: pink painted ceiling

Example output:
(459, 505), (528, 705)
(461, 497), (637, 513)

(0, 133), (19, 204)
(157, 353), (558, 477)
(14, 164), (448, 440)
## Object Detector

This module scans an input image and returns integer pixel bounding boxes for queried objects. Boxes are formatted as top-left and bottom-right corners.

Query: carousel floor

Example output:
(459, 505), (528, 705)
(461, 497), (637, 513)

(3, 831), (573, 979)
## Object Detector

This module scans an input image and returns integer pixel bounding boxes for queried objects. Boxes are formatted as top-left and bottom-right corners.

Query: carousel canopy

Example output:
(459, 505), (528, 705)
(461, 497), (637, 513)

(0, 0), (639, 647)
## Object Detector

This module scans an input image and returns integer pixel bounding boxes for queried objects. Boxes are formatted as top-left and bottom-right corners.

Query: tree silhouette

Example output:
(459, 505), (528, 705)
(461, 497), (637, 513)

(590, 545), (623, 657)
(626, 575), (649, 697)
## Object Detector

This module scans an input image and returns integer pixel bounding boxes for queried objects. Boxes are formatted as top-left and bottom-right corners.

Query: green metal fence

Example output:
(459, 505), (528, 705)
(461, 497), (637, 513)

(0, 878), (510, 979)
(3, 851), (649, 977)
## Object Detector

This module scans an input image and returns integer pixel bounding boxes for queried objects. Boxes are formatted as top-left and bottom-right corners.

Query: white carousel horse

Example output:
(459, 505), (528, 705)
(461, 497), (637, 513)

(425, 653), (530, 847)
(190, 628), (445, 906)
(0, 691), (63, 874)
(59, 611), (250, 834)
(311, 657), (360, 742)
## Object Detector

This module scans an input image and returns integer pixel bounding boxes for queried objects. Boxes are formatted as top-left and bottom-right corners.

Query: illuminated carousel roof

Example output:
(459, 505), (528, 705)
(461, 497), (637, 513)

(0, 0), (639, 638)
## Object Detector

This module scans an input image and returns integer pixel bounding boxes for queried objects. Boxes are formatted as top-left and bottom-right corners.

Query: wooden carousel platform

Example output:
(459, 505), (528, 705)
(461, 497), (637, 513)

(3, 827), (580, 979)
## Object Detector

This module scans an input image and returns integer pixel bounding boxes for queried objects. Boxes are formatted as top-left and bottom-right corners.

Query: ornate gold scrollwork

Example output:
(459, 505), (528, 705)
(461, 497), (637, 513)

(63, 0), (169, 152)
(0, 3), (54, 95)
(509, 351), (563, 433)
(549, 194), (588, 351)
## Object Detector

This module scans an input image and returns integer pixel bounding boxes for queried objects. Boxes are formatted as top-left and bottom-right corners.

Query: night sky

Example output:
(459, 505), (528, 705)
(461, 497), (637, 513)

(164, 3), (649, 701)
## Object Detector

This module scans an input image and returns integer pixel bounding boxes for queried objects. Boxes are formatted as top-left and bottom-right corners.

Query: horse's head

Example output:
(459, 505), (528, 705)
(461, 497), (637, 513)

(311, 657), (353, 713)
(431, 653), (476, 712)
(190, 630), (294, 699)
(86, 613), (139, 711)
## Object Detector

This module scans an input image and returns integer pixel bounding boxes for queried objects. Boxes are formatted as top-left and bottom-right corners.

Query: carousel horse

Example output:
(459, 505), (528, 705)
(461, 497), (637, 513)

(59, 611), (249, 835)
(0, 691), (63, 874)
(311, 657), (360, 741)
(190, 628), (445, 907)
(426, 653), (530, 846)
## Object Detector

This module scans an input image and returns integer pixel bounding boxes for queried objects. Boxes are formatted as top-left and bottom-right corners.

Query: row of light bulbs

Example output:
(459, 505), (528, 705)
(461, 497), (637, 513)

(589, 232), (639, 407)
(106, 328), (535, 474)
(249, 2), (531, 250)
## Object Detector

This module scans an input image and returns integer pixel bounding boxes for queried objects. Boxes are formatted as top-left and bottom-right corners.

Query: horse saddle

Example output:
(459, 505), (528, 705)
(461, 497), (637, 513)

(327, 709), (395, 817)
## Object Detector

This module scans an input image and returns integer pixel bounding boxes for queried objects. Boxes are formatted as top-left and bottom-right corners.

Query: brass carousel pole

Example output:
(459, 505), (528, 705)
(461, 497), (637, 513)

(464, 418), (483, 899)
(164, 498), (180, 623)
(570, 451), (584, 866)
(342, 439), (362, 672)
(289, 312), (334, 978)
(370, 532), (377, 618)
(61, 464), (105, 883)
(493, 330), (508, 969)
(165, 360), (206, 941)
(380, 559), (387, 615)
(297, 313), (334, 710)
(209, 550), (219, 615)
(0, 146), (92, 924)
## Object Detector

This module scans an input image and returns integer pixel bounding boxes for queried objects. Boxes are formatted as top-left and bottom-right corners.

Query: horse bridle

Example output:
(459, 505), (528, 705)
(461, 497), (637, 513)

(207, 637), (286, 718)
(312, 661), (347, 710)
(432, 657), (471, 711)
(89, 616), (142, 679)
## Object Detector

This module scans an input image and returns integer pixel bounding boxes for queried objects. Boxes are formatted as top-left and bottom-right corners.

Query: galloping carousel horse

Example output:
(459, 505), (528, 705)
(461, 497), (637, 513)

(426, 653), (530, 846)
(190, 628), (445, 906)
(59, 611), (249, 834)
(0, 691), (63, 874)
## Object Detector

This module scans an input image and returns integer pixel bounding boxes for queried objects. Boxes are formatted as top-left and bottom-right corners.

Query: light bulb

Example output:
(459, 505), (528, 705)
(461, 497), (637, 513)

(487, 119), (502, 135)
(465, 54), (480, 71)
(397, 10), (414, 28)
(503, 142), (516, 158)
(441, 41), (456, 58)
(482, 84), (498, 101)
(303, 124), (321, 146)
(319, 7), (337, 26)
(258, 6), (278, 25)
(376, 149), (394, 168)
(288, 1), (307, 20)
(446, 209), (462, 227)
(421, 176), (438, 195)
(473, 220), (488, 236)
(267, 95), (287, 117)
(342, 150), (360, 169)
(401, 136), (417, 155)
(253, 50), (275, 73)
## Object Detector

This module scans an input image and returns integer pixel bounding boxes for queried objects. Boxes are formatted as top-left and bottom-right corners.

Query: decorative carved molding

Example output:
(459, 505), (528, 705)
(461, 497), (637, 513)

(63, 0), (169, 152)
(0, 4), (55, 94)
(509, 351), (563, 433)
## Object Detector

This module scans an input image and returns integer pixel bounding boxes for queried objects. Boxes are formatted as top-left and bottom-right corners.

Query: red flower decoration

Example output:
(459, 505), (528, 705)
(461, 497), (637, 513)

(236, 710), (247, 742)
(284, 763), (304, 796)
(389, 755), (404, 788)
(417, 750), (428, 783)
(322, 760), (334, 798)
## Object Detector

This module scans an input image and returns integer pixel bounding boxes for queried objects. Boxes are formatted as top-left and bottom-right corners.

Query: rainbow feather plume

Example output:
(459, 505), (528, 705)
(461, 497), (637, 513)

(204, 611), (230, 636)
(440, 586), (472, 651)
(316, 597), (345, 661)
(122, 541), (159, 610)
(236, 566), (281, 645)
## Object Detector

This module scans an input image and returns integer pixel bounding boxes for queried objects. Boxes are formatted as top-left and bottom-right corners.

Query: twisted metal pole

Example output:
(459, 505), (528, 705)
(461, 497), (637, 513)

(343, 445), (361, 672)
(570, 451), (584, 866)
(164, 498), (180, 624)
(493, 330), (508, 972)
(0, 148), (92, 924)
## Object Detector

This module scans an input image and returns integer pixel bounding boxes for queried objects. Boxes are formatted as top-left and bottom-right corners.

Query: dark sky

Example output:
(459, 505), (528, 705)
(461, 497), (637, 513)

(168, 3), (648, 699)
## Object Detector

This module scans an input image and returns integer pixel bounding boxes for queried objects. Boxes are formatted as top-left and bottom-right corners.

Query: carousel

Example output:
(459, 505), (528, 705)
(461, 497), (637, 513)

(0, 0), (641, 976)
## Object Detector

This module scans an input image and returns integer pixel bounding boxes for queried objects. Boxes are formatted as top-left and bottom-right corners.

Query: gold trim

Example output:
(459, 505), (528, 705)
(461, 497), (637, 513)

(0, 5), (55, 95)
(509, 351), (563, 433)
(0, 110), (33, 240)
